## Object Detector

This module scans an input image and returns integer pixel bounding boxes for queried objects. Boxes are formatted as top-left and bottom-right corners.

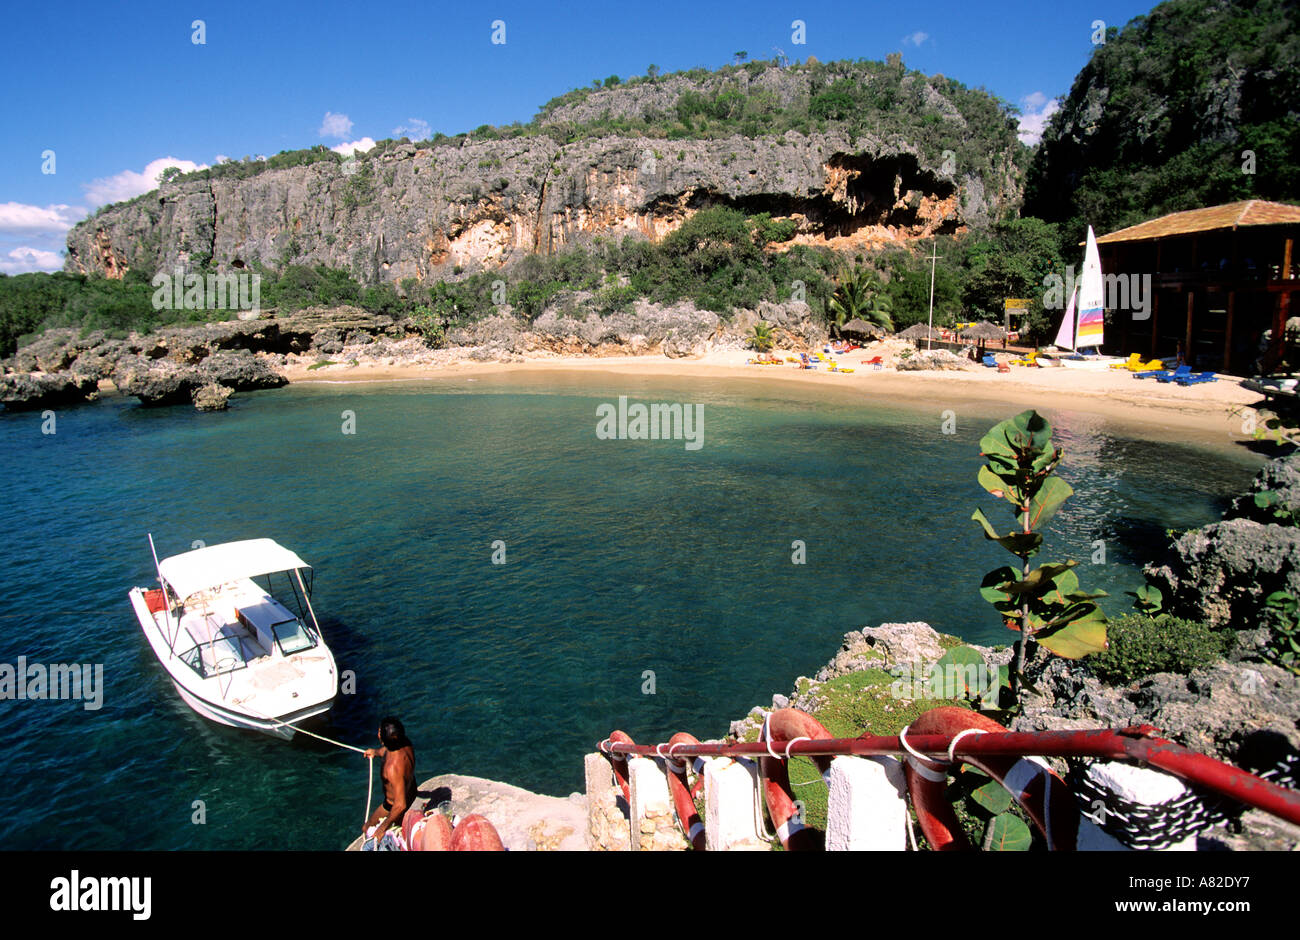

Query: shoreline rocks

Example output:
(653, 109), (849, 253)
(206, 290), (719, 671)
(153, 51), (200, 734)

(0, 298), (829, 412)
(1145, 450), (1300, 629)
(0, 372), (100, 411)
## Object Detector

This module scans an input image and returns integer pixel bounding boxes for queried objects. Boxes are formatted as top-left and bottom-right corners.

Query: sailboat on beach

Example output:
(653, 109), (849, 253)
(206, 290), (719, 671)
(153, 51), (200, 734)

(1043, 226), (1121, 369)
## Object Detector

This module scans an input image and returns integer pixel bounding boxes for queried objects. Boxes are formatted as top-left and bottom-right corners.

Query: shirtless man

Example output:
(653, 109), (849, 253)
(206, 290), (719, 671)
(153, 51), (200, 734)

(362, 716), (417, 849)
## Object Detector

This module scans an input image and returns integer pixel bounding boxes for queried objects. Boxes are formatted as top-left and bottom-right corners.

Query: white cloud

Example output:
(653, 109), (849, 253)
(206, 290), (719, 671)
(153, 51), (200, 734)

(902, 31), (929, 46)
(0, 246), (64, 275)
(393, 118), (431, 140)
(82, 156), (208, 207)
(1017, 91), (1060, 145)
(331, 137), (376, 157)
(0, 202), (83, 235)
(319, 111), (354, 139)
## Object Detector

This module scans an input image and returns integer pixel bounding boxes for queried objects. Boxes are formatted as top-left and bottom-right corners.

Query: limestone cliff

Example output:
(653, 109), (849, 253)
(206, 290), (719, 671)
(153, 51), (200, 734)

(66, 63), (1025, 285)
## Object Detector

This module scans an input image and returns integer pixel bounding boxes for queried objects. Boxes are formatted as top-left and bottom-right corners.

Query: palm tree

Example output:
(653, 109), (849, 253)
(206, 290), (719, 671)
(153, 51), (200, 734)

(749, 320), (776, 352)
(827, 265), (894, 336)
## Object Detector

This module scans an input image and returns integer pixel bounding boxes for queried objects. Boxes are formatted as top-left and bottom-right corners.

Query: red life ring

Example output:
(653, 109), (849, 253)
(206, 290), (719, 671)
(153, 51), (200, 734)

(664, 732), (707, 850)
(450, 814), (506, 851)
(759, 708), (833, 850)
(603, 730), (636, 804)
(901, 706), (1078, 851)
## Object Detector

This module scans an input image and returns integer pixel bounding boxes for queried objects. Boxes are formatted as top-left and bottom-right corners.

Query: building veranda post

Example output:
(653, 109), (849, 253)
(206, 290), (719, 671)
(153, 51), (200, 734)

(1096, 200), (1300, 376)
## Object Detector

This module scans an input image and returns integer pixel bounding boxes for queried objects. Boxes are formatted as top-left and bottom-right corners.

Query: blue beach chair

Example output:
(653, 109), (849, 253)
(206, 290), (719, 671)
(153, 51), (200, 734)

(1176, 371), (1218, 386)
(1153, 365), (1194, 383)
(1134, 361), (1180, 379)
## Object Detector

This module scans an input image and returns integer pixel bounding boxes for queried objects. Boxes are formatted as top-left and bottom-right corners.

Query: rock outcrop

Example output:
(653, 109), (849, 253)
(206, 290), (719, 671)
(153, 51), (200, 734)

(1145, 451), (1300, 629)
(112, 349), (287, 406)
(0, 372), (99, 411)
(192, 383), (233, 411)
(66, 63), (1025, 286)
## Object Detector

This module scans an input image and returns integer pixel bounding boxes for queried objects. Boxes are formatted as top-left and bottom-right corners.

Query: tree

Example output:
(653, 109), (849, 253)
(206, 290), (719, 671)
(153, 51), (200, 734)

(827, 265), (893, 335)
(647, 64), (660, 83)
(734, 51), (748, 64)
(961, 217), (1061, 340)
(972, 411), (1109, 703)
(749, 321), (775, 351)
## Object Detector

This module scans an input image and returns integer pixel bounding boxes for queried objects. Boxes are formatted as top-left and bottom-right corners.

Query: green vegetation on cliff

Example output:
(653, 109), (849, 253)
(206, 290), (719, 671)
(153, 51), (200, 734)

(1024, 0), (1300, 236)
(4, 208), (1076, 357)
(152, 57), (1022, 204)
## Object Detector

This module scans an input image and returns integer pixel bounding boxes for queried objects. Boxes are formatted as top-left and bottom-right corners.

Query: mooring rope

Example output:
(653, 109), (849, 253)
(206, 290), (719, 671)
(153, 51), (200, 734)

(236, 704), (374, 826)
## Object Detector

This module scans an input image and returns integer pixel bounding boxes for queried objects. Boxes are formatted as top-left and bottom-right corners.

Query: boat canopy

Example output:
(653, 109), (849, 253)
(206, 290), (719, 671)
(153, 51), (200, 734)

(158, 538), (311, 600)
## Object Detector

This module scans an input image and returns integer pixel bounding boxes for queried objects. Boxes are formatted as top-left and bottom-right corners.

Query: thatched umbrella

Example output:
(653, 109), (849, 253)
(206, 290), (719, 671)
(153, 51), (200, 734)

(841, 318), (884, 340)
(957, 319), (1007, 356)
(959, 320), (1006, 342)
(898, 323), (938, 341)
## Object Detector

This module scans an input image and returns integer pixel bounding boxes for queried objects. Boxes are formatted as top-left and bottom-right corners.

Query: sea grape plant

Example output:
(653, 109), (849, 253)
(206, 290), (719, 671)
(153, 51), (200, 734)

(1263, 591), (1300, 675)
(972, 410), (1108, 701)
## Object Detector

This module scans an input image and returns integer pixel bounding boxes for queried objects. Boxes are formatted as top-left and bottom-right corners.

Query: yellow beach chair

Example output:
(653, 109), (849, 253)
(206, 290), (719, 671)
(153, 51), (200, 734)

(1112, 353), (1142, 371)
(1130, 358), (1166, 373)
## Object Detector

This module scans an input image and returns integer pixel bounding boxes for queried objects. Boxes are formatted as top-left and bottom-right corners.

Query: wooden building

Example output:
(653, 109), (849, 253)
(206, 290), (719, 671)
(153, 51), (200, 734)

(1096, 200), (1300, 375)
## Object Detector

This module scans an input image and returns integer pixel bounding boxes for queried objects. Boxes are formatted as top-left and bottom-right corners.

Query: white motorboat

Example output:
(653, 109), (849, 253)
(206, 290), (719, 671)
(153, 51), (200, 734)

(129, 537), (338, 739)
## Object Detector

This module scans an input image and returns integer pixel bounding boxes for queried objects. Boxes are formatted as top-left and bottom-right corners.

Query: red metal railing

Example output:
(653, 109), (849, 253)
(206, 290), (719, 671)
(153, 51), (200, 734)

(599, 724), (1300, 826)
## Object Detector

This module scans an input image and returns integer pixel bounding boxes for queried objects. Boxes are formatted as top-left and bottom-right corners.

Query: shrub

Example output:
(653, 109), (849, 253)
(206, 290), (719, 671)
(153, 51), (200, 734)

(1088, 614), (1225, 684)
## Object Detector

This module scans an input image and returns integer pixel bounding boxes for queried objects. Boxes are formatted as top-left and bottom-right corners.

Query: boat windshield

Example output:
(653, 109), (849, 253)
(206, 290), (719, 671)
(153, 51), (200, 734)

(179, 641), (247, 678)
(271, 618), (316, 655)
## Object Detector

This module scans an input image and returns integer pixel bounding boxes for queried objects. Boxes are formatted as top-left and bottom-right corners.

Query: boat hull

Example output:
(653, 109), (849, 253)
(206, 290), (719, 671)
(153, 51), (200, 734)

(130, 585), (337, 741)
(170, 679), (334, 739)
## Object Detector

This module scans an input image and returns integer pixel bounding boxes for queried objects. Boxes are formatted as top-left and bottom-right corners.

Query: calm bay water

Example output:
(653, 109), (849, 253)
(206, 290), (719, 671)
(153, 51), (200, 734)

(0, 372), (1261, 849)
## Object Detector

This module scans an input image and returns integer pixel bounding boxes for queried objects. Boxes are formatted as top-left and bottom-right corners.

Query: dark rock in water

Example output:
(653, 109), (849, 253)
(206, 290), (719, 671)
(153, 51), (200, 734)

(1144, 518), (1300, 629)
(0, 372), (99, 411)
(113, 349), (286, 406)
(1231, 451), (1300, 524)
(199, 349), (288, 391)
(192, 383), (233, 411)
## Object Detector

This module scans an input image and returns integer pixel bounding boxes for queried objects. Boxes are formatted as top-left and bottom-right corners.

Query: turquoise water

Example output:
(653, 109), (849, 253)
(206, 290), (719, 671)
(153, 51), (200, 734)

(0, 373), (1261, 849)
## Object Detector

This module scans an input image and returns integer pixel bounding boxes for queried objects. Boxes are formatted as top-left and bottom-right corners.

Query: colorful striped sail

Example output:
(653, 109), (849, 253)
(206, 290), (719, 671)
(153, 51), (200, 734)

(1076, 226), (1105, 350)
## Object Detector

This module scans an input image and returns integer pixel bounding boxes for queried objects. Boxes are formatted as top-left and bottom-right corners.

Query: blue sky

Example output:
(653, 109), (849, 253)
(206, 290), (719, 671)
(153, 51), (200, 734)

(0, 0), (1158, 273)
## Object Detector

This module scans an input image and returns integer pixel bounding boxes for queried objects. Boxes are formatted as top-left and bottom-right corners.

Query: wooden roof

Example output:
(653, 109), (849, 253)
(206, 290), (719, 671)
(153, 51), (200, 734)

(1096, 200), (1300, 245)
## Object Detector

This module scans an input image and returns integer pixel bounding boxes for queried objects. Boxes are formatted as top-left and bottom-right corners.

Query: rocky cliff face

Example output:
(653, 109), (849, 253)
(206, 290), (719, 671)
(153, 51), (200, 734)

(66, 130), (1011, 286)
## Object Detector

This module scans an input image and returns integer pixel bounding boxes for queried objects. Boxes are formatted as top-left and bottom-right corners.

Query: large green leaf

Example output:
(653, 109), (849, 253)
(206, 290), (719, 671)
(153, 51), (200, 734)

(972, 508), (1042, 557)
(1025, 475), (1073, 529)
(971, 780), (1012, 815)
(985, 812), (1032, 851)
(1009, 410), (1053, 452)
(933, 646), (987, 697)
(978, 464), (1012, 500)
(979, 424), (1016, 460)
(977, 663), (1010, 709)
(979, 566), (1022, 607)
(1000, 561), (1077, 596)
(1035, 606), (1109, 658)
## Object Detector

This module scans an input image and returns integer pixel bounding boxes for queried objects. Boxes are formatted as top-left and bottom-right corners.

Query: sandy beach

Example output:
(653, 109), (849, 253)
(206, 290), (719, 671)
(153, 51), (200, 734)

(283, 342), (1267, 447)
